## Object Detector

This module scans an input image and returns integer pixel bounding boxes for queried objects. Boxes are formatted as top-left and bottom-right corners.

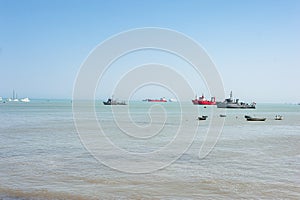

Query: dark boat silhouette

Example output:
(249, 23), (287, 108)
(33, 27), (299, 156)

(198, 115), (208, 120)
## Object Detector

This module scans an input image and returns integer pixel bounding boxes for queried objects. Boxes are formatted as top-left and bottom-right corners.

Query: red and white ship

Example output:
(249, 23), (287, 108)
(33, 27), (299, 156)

(192, 94), (216, 105)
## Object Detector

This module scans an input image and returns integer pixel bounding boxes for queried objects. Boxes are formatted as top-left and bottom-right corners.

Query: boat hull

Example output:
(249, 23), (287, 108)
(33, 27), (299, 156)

(198, 116), (208, 120)
(217, 102), (255, 109)
(246, 118), (266, 121)
(192, 100), (216, 105)
(148, 100), (167, 102)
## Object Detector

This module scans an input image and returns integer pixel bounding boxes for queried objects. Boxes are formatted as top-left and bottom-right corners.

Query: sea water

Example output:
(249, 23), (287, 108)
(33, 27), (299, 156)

(0, 100), (299, 199)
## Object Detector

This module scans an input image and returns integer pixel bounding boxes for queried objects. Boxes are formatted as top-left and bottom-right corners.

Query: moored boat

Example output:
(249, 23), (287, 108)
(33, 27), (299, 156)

(275, 115), (283, 120)
(198, 115), (208, 120)
(217, 91), (256, 109)
(246, 116), (266, 121)
(192, 94), (216, 105)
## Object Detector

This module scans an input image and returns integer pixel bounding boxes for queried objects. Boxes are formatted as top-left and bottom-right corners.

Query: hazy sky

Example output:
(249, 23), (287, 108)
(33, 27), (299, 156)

(0, 0), (299, 102)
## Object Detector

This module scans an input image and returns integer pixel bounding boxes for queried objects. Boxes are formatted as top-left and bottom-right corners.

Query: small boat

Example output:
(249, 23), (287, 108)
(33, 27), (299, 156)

(192, 94), (216, 105)
(244, 115), (251, 119)
(217, 91), (256, 109)
(20, 97), (30, 102)
(219, 114), (227, 117)
(275, 115), (283, 120)
(169, 98), (177, 102)
(103, 98), (126, 105)
(198, 115), (208, 120)
(147, 97), (167, 102)
(246, 116), (266, 121)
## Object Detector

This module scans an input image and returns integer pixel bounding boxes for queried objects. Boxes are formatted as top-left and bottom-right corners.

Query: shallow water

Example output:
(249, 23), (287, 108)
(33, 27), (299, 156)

(0, 100), (299, 199)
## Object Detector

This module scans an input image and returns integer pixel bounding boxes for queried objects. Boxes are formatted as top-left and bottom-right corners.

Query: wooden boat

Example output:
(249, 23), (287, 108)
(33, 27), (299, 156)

(198, 115), (208, 120)
(246, 117), (266, 121)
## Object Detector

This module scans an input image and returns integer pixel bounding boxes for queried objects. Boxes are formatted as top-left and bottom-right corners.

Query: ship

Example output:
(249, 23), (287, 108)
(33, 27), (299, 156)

(103, 98), (126, 105)
(145, 97), (167, 102)
(217, 91), (256, 109)
(192, 94), (216, 105)
(20, 97), (30, 102)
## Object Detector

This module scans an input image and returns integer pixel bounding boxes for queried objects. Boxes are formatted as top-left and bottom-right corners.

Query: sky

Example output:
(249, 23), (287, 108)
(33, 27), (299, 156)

(0, 0), (299, 103)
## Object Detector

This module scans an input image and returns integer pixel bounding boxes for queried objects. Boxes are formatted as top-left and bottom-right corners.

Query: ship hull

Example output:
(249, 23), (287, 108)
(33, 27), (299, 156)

(217, 102), (255, 109)
(192, 100), (216, 105)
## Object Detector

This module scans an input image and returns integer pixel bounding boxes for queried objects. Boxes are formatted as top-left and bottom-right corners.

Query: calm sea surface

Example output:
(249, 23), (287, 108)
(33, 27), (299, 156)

(0, 100), (299, 199)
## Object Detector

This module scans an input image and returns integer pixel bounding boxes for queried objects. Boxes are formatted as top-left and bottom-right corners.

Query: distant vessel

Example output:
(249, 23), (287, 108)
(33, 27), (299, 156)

(217, 91), (256, 109)
(11, 90), (19, 102)
(20, 97), (30, 103)
(198, 115), (208, 120)
(6, 90), (30, 103)
(103, 98), (126, 105)
(275, 115), (283, 120)
(192, 94), (216, 105)
(246, 117), (266, 121)
(245, 115), (266, 121)
(169, 98), (177, 102)
(146, 97), (167, 102)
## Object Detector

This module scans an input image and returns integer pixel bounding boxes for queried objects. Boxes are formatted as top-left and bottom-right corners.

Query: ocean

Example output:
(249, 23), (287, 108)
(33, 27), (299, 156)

(0, 100), (299, 199)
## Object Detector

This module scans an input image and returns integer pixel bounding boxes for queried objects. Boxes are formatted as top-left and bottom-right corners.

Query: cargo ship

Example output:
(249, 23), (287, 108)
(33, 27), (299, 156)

(192, 94), (216, 105)
(144, 97), (167, 102)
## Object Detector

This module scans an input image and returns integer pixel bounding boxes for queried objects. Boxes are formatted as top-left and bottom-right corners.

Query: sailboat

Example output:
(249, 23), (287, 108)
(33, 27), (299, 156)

(12, 90), (19, 102)
(7, 90), (30, 103)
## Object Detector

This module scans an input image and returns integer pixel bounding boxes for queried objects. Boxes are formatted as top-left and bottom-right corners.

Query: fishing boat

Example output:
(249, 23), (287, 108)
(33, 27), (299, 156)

(198, 115), (208, 120)
(146, 97), (167, 102)
(246, 116), (266, 121)
(217, 91), (256, 109)
(192, 94), (216, 105)
(103, 98), (126, 105)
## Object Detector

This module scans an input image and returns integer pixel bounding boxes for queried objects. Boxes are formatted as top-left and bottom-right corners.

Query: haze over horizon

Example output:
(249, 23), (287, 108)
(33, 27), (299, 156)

(0, 0), (299, 103)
